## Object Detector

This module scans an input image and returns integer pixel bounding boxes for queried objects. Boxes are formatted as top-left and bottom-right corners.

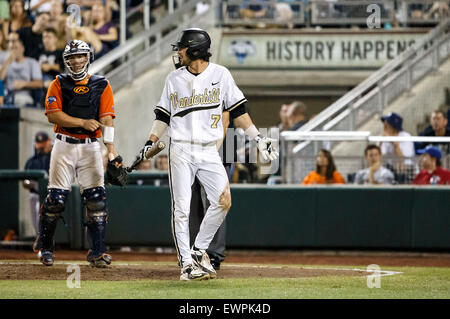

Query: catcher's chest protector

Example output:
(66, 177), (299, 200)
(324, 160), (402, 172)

(59, 74), (108, 135)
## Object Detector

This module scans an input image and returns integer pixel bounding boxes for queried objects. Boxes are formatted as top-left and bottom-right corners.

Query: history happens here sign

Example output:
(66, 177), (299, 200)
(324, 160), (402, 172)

(219, 32), (425, 69)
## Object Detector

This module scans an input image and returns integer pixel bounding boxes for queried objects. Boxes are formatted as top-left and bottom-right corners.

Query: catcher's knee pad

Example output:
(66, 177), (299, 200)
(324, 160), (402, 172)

(82, 187), (108, 256)
(34, 188), (69, 252)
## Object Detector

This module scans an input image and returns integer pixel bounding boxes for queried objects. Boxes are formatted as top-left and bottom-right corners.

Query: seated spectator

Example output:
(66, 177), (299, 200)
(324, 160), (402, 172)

(30, 0), (52, 16)
(0, 27), (7, 63)
(302, 149), (345, 184)
(354, 144), (394, 185)
(48, 0), (67, 50)
(380, 112), (415, 161)
(0, 32), (43, 107)
(0, 0), (9, 27)
(68, 25), (105, 57)
(239, 0), (268, 20)
(415, 109), (450, 155)
(137, 159), (152, 171)
(38, 27), (64, 89)
(155, 154), (168, 171)
(17, 11), (48, 59)
(2, 0), (32, 38)
(425, 1), (449, 20)
(89, 1), (118, 56)
(287, 101), (308, 131)
(412, 145), (450, 185)
(278, 102), (291, 132)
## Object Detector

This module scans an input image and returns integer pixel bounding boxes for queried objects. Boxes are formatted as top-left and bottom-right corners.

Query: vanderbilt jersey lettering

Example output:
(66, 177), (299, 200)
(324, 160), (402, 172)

(156, 63), (246, 143)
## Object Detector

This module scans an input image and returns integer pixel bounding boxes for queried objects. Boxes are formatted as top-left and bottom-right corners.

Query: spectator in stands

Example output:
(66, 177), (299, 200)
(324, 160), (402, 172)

(2, 0), (32, 38)
(68, 25), (105, 57)
(38, 27), (64, 90)
(239, 0), (268, 20)
(415, 109), (450, 155)
(155, 154), (168, 171)
(30, 0), (52, 16)
(0, 26), (7, 62)
(287, 100), (308, 131)
(412, 145), (450, 185)
(89, 1), (118, 56)
(354, 144), (394, 185)
(0, 0), (9, 26)
(380, 112), (415, 160)
(302, 149), (345, 184)
(278, 103), (291, 131)
(137, 159), (152, 171)
(0, 32), (43, 107)
(23, 131), (52, 234)
(48, 0), (67, 49)
(18, 11), (48, 59)
(425, 1), (449, 20)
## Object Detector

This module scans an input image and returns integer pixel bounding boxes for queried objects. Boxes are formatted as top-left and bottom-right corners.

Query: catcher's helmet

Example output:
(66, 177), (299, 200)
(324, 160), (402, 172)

(172, 28), (211, 61)
(63, 40), (94, 81)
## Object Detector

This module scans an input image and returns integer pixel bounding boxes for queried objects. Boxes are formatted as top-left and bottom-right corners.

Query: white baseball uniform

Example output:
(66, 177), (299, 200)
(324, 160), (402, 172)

(156, 62), (246, 267)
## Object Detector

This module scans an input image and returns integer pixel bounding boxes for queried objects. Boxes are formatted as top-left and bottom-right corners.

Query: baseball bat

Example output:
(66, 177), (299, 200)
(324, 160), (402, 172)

(126, 141), (166, 173)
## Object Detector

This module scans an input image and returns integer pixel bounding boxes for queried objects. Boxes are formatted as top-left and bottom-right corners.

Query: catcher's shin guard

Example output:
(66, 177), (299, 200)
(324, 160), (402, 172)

(33, 189), (69, 253)
(82, 187), (108, 258)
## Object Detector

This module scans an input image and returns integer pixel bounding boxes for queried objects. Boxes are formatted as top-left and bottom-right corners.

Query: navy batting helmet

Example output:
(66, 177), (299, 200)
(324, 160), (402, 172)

(172, 28), (211, 61)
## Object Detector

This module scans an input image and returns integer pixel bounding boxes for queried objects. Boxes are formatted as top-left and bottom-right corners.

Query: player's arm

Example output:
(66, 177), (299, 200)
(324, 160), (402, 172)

(47, 112), (101, 131)
(230, 103), (278, 161)
(217, 111), (230, 149)
(99, 115), (117, 160)
(138, 108), (170, 160)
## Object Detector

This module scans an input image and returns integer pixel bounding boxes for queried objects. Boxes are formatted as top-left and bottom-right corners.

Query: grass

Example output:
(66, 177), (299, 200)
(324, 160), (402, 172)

(0, 264), (449, 299)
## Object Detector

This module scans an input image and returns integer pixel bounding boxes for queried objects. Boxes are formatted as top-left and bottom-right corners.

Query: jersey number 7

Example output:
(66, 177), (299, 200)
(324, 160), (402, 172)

(211, 114), (221, 128)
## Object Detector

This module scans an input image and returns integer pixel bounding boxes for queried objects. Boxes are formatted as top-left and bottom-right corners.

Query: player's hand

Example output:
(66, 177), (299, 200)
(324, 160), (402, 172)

(82, 119), (101, 131)
(255, 136), (279, 161)
(138, 140), (154, 161)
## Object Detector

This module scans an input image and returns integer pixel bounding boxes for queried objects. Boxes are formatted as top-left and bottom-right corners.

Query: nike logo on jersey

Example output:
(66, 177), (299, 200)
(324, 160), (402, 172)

(212, 81), (219, 86)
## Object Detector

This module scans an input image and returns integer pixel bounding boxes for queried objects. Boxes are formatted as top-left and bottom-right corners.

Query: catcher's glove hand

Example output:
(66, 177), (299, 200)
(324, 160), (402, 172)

(106, 155), (128, 186)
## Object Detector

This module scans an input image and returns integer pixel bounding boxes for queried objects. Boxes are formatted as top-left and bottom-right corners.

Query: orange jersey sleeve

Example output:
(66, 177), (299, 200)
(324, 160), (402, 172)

(99, 82), (115, 119)
(45, 78), (62, 115)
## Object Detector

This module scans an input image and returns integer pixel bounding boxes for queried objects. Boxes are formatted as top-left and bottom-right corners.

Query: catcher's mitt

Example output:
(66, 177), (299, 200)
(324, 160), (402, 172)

(106, 155), (128, 186)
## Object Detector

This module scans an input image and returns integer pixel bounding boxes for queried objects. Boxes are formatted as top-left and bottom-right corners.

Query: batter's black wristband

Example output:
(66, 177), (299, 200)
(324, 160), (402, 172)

(155, 109), (170, 125)
(229, 103), (247, 119)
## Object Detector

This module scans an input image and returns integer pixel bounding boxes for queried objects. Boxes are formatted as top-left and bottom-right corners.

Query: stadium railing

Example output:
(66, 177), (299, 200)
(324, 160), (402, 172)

(280, 131), (450, 184)
(217, 0), (447, 28)
(89, 0), (215, 91)
(289, 17), (450, 159)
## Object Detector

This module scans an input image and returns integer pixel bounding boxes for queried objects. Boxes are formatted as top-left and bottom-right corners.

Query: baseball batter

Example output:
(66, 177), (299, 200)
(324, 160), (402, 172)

(137, 28), (278, 280)
(33, 40), (122, 268)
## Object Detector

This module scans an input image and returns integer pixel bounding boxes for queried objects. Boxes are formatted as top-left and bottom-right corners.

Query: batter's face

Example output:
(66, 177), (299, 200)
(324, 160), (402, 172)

(67, 54), (88, 73)
(177, 47), (191, 67)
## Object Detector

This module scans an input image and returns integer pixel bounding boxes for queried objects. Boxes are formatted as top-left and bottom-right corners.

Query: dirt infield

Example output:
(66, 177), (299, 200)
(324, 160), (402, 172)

(0, 249), (448, 281)
(0, 263), (369, 281)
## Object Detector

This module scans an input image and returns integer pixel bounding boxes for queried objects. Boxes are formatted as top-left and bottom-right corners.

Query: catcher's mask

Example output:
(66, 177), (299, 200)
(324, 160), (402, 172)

(63, 40), (94, 81)
(171, 28), (211, 69)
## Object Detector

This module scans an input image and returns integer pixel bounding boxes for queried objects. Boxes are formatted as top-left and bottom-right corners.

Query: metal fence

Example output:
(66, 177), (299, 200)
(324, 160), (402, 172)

(218, 0), (450, 27)
(280, 131), (450, 184)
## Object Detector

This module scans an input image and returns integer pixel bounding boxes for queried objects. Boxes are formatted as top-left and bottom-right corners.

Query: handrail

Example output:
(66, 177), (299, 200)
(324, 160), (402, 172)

(298, 17), (450, 134)
(281, 131), (450, 142)
(90, 0), (208, 76)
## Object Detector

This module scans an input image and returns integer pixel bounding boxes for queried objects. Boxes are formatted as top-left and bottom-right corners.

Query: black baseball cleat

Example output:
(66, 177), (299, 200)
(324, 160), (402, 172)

(38, 250), (54, 266)
(87, 251), (112, 268)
